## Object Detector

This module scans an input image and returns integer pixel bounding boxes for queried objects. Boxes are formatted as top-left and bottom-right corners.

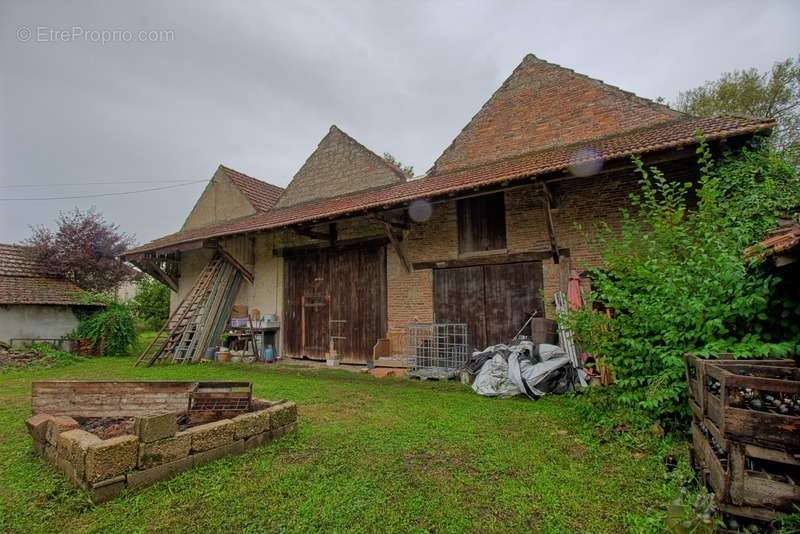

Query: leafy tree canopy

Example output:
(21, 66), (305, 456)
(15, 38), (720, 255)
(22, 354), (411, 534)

(383, 152), (414, 178)
(674, 57), (800, 151)
(25, 207), (135, 292)
(131, 275), (171, 330)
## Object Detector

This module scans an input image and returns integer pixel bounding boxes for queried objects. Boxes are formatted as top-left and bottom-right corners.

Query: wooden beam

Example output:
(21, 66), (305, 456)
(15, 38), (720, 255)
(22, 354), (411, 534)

(411, 249), (569, 271)
(293, 226), (332, 241)
(217, 244), (254, 284)
(383, 222), (412, 273)
(541, 181), (560, 264)
(276, 236), (389, 257)
(133, 259), (179, 292)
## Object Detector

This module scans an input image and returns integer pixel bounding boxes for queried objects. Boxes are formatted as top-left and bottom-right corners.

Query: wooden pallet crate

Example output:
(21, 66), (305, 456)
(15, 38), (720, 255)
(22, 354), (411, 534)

(692, 421), (799, 517)
(683, 355), (793, 422)
(704, 363), (799, 452)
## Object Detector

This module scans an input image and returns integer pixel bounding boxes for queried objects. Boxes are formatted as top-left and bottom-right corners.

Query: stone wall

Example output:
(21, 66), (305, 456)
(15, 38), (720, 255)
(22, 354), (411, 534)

(27, 401), (298, 503)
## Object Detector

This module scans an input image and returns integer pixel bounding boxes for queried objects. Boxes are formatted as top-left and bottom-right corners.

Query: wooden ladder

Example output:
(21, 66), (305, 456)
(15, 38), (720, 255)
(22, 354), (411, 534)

(136, 256), (225, 367)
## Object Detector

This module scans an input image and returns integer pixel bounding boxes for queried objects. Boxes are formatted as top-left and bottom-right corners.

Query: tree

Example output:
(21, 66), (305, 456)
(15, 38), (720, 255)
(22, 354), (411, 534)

(25, 208), (136, 292)
(131, 275), (171, 329)
(383, 152), (414, 178)
(674, 57), (800, 151)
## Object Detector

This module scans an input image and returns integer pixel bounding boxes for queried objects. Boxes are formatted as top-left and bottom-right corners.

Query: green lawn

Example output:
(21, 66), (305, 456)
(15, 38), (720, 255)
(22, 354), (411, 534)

(0, 354), (684, 533)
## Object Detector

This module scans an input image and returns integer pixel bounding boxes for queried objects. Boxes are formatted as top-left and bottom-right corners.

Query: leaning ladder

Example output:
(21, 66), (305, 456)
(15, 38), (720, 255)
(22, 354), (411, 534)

(136, 256), (225, 367)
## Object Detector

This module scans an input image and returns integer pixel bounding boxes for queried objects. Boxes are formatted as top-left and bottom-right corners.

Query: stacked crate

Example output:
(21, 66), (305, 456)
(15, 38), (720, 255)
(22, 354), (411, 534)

(684, 355), (799, 524)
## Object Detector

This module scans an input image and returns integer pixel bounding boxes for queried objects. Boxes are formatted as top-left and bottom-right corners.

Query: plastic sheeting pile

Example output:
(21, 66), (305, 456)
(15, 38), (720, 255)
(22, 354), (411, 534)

(470, 341), (579, 399)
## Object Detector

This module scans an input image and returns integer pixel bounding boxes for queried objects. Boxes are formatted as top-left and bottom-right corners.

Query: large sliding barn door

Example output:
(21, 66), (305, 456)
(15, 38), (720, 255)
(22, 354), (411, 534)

(284, 244), (386, 363)
(434, 261), (543, 351)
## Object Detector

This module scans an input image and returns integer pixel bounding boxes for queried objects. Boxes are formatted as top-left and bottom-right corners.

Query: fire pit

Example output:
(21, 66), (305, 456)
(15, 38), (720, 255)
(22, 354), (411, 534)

(26, 380), (298, 503)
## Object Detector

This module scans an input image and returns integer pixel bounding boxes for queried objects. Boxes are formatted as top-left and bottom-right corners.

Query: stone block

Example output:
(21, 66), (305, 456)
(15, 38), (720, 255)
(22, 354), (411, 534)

(63, 430), (101, 480)
(32, 438), (46, 458)
(89, 477), (126, 504)
(44, 444), (58, 464)
(134, 411), (177, 443)
(182, 419), (234, 452)
(267, 402), (297, 430)
(126, 456), (193, 491)
(85, 435), (138, 484)
(243, 431), (273, 451)
(272, 421), (298, 440)
(192, 440), (244, 467)
(138, 433), (191, 469)
(45, 416), (79, 445)
(26, 413), (53, 442)
(232, 409), (271, 440)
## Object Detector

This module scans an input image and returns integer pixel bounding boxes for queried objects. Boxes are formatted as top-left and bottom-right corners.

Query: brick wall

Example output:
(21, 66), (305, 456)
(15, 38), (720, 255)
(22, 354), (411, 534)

(388, 157), (698, 334)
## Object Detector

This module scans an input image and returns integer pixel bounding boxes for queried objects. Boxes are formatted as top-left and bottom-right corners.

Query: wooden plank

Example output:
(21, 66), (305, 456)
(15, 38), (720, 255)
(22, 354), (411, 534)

(31, 381), (198, 417)
(412, 250), (569, 271)
(217, 244), (254, 284)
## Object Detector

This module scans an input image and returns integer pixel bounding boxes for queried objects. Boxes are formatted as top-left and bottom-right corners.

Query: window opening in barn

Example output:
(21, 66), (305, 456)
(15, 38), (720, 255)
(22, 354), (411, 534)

(457, 192), (507, 253)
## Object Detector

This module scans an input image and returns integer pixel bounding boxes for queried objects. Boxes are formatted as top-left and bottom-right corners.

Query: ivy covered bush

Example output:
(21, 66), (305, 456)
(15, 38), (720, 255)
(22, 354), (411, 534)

(564, 138), (800, 420)
(74, 293), (137, 357)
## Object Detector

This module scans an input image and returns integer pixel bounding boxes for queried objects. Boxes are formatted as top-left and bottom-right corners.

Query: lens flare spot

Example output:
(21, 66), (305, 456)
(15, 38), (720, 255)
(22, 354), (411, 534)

(568, 147), (603, 177)
(408, 199), (432, 222)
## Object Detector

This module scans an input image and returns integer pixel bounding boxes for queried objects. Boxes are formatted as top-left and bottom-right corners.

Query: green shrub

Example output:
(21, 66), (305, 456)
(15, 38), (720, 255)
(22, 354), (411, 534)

(563, 138), (800, 420)
(131, 275), (171, 329)
(74, 293), (137, 356)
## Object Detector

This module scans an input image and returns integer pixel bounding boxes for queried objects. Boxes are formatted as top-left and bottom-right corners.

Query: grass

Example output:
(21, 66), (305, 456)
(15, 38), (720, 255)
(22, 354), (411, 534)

(0, 346), (688, 533)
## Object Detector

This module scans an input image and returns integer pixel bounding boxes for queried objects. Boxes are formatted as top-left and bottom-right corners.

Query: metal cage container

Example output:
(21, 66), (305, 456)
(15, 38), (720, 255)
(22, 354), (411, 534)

(403, 323), (468, 379)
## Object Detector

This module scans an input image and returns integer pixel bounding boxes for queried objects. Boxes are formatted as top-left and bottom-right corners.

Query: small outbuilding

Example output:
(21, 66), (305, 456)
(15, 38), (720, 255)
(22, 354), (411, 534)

(0, 243), (96, 346)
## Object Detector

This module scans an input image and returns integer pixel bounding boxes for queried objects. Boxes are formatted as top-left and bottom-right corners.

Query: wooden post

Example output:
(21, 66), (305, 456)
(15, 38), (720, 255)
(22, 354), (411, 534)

(541, 181), (560, 264)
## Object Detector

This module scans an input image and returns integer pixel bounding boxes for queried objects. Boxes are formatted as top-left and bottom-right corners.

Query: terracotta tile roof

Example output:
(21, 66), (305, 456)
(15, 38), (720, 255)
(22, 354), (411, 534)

(0, 244), (89, 305)
(219, 165), (284, 212)
(124, 114), (773, 257)
(745, 218), (800, 260)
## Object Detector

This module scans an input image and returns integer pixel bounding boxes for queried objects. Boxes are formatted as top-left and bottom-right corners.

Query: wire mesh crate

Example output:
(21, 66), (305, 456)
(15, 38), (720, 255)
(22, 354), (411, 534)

(403, 323), (469, 379)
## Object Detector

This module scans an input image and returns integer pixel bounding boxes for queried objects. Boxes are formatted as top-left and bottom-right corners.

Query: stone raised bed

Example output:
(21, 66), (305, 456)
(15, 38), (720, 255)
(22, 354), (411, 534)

(26, 381), (298, 503)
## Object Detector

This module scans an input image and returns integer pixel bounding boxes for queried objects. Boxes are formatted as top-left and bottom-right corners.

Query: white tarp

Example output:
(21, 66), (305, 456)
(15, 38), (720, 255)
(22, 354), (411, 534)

(471, 342), (575, 398)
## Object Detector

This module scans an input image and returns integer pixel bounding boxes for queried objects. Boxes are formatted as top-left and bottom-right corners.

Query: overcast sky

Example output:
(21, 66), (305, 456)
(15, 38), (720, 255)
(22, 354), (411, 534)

(1, 1), (798, 245)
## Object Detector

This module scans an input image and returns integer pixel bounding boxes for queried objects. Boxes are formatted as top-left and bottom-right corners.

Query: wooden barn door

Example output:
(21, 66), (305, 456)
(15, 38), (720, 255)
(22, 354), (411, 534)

(434, 266), (487, 351)
(434, 261), (543, 351)
(283, 243), (386, 363)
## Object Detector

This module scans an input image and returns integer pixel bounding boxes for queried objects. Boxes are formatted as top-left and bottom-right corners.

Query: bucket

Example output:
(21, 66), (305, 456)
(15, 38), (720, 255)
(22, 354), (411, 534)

(262, 345), (274, 363)
(217, 348), (230, 363)
(204, 347), (216, 361)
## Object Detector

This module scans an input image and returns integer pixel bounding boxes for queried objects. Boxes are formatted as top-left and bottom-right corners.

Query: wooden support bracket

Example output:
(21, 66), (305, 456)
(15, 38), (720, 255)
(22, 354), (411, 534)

(217, 244), (254, 284)
(133, 259), (179, 292)
(541, 181), (560, 264)
(382, 222), (412, 273)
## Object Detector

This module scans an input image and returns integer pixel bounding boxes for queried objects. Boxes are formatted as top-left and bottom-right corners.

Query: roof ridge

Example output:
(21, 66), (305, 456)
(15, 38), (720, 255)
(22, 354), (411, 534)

(274, 125), (408, 208)
(429, 53), (686, 174)
(520, 53), (685, 117)
(327, 125), (409, 182)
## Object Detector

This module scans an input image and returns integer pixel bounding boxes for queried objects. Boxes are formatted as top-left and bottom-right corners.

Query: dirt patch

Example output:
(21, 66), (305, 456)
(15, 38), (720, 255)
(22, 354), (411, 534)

(78, 417), (135, 440)
(0, 348), (46, 369)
